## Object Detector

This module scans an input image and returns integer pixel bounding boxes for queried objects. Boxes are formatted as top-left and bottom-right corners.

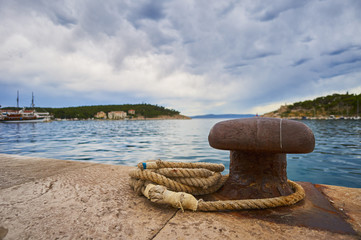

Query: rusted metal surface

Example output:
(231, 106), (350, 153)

(208, 117), (315, 199)
(202, 182), (357, 235)
(208, 117), (315, 153)
(203, 118), (357, 234)
(216, 151), (292, 199)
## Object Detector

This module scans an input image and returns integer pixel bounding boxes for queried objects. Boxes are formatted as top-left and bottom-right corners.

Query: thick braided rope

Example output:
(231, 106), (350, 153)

(129, 168), (227, 195)
(155, 168), (214, 178)
(137, 160), (225, 172)
(129, 160), (305, 211)
(172, 172), (222, 189)
(197, 180), (305, 211)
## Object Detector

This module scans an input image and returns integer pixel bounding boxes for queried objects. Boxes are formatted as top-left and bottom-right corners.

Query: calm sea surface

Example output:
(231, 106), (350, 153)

(0, 119), (360, 188)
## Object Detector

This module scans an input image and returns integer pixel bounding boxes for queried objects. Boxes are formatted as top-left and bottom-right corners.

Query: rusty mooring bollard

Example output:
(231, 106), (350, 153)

(208, 117), (315, 200)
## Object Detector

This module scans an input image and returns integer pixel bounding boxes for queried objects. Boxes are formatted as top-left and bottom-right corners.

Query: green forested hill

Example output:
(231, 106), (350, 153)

(264, 93), (360, 118)
(2, 104), (181, 119)
(45, 104), (180, 119)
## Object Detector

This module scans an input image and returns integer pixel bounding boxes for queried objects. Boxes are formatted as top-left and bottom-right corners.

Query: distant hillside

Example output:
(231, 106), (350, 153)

(191, 114), (255, 119)
(1, 104), (184, 119)
(263, 93), (360, 119)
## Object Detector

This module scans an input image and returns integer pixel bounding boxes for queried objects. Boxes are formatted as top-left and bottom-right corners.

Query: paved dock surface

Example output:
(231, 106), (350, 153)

(0, 154), (360, 239)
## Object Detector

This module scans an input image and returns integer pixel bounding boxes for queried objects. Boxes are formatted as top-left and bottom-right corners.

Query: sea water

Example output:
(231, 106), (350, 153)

(0, 119), (360, 188)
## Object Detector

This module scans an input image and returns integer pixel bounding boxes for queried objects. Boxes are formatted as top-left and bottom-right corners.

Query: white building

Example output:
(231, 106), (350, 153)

(108, 111), (127, 120)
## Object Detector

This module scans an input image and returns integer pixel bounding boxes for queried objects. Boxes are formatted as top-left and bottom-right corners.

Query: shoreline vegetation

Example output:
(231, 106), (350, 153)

(263, 93), (360, 119)
(2, 92), (359, 121)
(1, 103), (190, 121)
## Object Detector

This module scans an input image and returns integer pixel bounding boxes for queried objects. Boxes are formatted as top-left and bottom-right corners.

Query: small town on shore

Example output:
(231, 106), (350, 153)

(0, 107), (191, 122)
(92, 109), (190, 121)
(0, 93), (190, 122)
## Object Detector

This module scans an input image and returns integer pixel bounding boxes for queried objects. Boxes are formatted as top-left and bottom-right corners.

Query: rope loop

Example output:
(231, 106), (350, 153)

(129, 160), (305, 212)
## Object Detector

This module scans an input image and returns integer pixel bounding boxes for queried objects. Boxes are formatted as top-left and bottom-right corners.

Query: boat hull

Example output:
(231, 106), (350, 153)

(0, 118), (46, 123)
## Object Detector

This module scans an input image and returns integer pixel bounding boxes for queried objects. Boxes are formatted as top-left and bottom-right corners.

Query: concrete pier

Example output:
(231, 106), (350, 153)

(0, 154), (360, 239)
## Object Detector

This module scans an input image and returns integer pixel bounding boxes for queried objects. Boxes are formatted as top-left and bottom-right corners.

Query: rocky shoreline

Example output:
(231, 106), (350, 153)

(54, 114), (191, 121)
(262, 104), (360, 119)
(262, 93), (360, 119)
(262, 110), (360, 120)
(129, 114), (191, 120)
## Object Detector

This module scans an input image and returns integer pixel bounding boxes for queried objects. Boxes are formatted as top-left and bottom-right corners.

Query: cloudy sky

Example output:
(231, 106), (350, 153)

(0, 0), (360, 115)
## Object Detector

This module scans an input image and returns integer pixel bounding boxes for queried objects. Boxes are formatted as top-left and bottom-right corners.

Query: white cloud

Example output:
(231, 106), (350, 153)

(251, 102), (285, 115)
(0, 0), (360, 114)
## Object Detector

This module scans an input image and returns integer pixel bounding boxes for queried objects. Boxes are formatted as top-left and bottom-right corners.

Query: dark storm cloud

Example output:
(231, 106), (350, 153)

(327, 47), (351, 56)
(247, 0), (309, 22)
(137, 0), (166, 21)
(292, 58), (311, 67)
(329, 57), (361, 68)
(325, 45), (361, 56)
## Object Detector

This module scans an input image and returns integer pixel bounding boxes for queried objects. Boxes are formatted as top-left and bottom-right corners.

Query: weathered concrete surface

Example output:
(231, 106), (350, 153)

(0, 154), (98, 190)
(316, 184), (361, 235)
(154, 211), (356, 240)
(0, 154), (360, 239)
(0, 154), (177, 239)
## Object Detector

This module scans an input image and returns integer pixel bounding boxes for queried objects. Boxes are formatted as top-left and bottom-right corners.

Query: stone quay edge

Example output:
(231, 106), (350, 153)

(0, 154), (360, 239)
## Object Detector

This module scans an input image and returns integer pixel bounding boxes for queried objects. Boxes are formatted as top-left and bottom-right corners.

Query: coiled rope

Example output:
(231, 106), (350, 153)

(129, 160), (305, 211)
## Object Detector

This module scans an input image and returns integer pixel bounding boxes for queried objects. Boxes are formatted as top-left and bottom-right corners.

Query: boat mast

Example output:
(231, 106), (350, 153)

(17, 90), (19, 109)
(31, 92), (35, 109)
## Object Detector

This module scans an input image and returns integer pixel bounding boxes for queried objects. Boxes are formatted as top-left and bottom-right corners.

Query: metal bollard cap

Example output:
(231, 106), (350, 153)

(208, 117), (315, 154)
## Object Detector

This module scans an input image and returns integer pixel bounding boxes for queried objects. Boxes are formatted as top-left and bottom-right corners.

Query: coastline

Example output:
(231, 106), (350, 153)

(129, 114), (191, 120)
(262, 112), (360, 120)
(54, 114), (191, 121)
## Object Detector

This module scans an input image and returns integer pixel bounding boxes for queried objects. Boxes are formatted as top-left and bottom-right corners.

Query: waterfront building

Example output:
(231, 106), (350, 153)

(108, 111), (127, 120)
(95, 111), (107, 119)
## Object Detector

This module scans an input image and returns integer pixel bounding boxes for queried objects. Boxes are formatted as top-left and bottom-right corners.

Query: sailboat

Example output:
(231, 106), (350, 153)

(0, 92), (50, 123)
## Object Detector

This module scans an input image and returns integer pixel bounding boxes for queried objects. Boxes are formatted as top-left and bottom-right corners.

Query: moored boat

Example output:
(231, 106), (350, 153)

(0, 108), (48, 123)
(0, 92), (51, 123)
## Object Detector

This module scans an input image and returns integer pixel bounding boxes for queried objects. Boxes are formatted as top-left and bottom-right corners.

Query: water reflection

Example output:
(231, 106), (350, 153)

(0, 119), (360, 188)
(288, 120), (361, 188)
